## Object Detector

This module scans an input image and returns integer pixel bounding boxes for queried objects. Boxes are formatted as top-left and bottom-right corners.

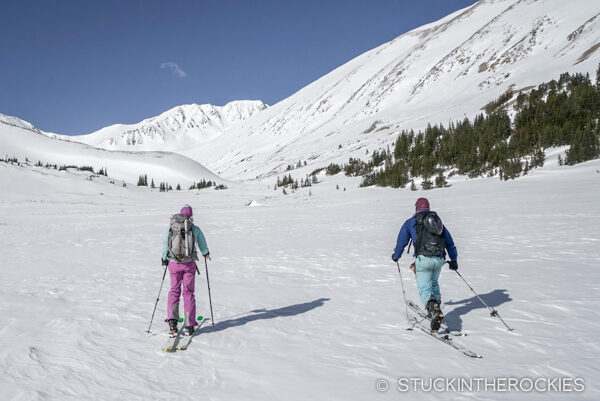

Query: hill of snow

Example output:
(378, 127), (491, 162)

(0, 119), (221, 187)
(72, 100), (267, 151)
(1, 150), (599, 400)
(174, 0), (599, 180)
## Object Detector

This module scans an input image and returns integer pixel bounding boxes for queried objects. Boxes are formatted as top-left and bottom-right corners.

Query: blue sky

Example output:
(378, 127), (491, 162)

(0, 0), (477, 135)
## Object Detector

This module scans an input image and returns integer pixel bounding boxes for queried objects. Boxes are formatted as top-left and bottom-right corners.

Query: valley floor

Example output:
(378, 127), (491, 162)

(0, 160), (599, 400)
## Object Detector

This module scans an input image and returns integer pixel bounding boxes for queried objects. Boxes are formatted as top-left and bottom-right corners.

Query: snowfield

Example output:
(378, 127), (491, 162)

(0, 156), (598, 401)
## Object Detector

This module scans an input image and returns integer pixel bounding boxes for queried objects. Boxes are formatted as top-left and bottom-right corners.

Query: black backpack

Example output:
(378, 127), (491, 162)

(414, 211), (446, 257)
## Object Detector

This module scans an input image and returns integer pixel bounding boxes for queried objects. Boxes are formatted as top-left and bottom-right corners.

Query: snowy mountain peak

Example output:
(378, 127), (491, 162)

(74, 100), (268, 151)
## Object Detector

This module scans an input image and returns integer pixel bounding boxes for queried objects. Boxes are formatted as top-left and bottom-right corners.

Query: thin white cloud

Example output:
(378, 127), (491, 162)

(160, 62), (187, 77)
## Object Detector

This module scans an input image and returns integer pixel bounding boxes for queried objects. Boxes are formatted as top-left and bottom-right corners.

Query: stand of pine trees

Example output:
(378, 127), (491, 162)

(275, 173), (314, 190)
(189, 179), (215, 190)
(355, 65), (600, 188)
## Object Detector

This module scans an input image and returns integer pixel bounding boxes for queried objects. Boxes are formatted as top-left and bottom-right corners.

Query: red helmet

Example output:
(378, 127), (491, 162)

(415, 197), (430, 212)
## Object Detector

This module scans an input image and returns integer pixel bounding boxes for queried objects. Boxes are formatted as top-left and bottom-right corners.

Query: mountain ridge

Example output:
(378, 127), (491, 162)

(73, 100), (268, 151)
(187, 0), (600, 180)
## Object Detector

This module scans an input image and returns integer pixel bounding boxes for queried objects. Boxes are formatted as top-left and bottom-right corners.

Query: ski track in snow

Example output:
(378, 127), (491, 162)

(0, 160), (599, 400)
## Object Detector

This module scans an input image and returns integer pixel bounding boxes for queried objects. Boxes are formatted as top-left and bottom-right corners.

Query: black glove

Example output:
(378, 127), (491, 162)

(392, 254), (399, 262)
(448, 260), (458, 271)
(203, 252), (210, 259)
(161, 258), (169, 267)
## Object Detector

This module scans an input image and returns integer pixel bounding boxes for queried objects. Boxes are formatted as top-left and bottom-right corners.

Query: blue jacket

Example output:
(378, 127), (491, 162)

(162, 220), (209, 261)
(393, 212), (457, 261)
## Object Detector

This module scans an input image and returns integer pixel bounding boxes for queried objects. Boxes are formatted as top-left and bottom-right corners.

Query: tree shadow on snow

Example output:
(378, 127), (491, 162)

(442, 289), (511, 331)
(200, 298), (330, 334)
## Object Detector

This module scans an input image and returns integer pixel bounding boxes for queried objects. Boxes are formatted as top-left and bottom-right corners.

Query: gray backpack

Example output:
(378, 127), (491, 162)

(167, 214), (198, 262)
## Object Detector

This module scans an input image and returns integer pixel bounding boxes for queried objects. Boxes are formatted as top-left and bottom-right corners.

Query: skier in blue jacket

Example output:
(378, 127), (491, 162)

(392, 197), (458, 332)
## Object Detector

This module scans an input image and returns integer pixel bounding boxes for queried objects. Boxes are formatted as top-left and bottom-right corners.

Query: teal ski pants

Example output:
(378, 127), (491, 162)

(415, 255), (445, 306)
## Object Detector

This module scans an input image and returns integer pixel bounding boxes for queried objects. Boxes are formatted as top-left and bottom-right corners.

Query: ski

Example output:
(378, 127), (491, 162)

(409, 316), (482, 358)
(407, 300), (464, 336)
(163, 326), (183, 352)
(177, 316), (207, 351)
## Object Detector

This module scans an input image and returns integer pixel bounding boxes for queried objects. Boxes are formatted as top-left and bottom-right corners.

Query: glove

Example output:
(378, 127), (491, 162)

(448, 260), (458, 271)
(392, 254), (399, 262)
(161, 258), (169, 267)
(203, 252), (210, 259)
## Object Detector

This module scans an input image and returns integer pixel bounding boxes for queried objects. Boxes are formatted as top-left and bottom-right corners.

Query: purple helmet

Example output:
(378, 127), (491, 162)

(180, 204), (193, 217)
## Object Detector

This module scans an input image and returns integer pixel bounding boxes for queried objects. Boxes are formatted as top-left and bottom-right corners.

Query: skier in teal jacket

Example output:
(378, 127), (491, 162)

(161, 204), (209, 335)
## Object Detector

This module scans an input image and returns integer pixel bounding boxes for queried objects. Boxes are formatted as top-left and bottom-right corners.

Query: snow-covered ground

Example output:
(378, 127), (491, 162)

(1, 156), (598, 401)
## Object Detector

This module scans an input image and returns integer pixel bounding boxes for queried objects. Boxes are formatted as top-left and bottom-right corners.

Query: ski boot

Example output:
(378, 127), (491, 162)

(182, 326), (195, 336)
(168, 319), (178, 337)
(426, 297), (444, 333)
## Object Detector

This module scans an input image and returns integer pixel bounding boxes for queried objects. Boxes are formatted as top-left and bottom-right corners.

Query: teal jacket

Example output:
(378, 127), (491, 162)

(162, 221), (209, 262)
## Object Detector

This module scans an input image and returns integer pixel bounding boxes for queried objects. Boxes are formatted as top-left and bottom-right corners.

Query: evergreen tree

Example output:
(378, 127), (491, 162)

(434, 172), (447, 188)
(137, 174), (148, 186)
(421, 177), (433, 190)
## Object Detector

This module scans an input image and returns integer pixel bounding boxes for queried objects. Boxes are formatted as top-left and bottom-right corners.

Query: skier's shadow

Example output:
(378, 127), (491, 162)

(200, 298), (330, 334)
(443, 289), (511, 331)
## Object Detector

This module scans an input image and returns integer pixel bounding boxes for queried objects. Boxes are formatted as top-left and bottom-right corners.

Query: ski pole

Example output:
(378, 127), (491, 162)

(204, 256), (215, 326)
(452, 267), (513, 331)
(396, 261), (413, 330)
(146, 264), (168, 333)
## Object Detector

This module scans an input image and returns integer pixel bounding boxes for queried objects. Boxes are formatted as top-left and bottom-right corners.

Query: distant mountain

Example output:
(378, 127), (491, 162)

(73, 100), (267, 151)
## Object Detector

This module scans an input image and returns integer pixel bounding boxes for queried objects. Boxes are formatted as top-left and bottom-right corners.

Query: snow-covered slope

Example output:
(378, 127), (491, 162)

(73, 100), (267, 151)
(176, 0), (600, 180)
(0, 119), (220, 187)
(1, 151), (599, 400)
(0, 113), (42, 134)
